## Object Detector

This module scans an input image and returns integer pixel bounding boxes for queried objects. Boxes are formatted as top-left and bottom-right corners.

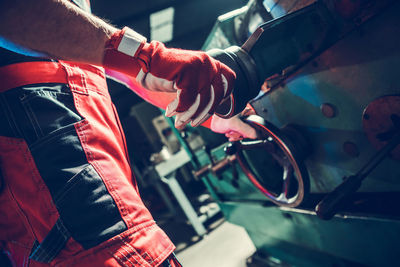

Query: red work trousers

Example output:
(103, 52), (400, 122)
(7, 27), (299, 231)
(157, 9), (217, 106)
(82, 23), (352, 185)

(0, 61), (179, 266)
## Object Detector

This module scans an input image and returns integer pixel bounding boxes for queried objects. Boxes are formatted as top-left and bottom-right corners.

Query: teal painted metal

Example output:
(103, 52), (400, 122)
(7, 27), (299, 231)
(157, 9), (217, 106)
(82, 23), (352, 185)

(198, 0), (400, 265)
(204, 0), (400, 194)
(202, 4), (250, 51)
(251, 2), (400, 193)
(220, 201), (400, 266)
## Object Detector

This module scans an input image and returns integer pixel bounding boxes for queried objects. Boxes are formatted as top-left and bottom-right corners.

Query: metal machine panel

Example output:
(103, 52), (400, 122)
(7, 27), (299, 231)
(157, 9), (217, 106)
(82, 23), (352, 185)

(197, 0), (400, 265)
(220, 201), (400, 266)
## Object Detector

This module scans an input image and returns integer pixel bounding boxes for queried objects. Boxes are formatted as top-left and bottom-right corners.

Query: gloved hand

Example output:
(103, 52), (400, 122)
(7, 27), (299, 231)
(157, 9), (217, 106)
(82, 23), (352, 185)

(103, 27), (236, 129)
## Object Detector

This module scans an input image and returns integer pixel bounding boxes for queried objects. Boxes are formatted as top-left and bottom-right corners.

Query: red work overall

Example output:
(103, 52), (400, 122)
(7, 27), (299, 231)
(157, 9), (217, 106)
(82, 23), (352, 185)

(0, 60), (179, 267)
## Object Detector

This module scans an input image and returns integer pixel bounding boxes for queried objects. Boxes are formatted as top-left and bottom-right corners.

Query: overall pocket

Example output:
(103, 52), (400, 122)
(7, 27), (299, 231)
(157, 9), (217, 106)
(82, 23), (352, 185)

(52, 163), (127, 249)
(12, 83), (83, 145)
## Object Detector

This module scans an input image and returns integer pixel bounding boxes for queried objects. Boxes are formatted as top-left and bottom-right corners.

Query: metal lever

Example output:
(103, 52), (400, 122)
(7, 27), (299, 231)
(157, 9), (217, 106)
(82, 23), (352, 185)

(315, 131), (400, 220)
(193, 145), (237, 179)
(193, 154), (237, 179)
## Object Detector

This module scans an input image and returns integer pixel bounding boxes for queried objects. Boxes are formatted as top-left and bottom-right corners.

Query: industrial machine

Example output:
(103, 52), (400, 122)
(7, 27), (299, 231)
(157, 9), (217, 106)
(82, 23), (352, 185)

(190, 0), (400, 266)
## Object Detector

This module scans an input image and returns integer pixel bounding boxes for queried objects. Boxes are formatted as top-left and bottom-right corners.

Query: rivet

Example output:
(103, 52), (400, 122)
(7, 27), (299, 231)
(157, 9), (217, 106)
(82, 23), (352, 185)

(320, 103), (337, 118)
(343, 141), (359, 158)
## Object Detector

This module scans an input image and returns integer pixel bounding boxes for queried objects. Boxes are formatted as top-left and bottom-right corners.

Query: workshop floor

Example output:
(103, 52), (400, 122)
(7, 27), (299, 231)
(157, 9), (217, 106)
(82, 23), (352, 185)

(176, 220), (256, 267)
(150, 184), (256, 267)
(158, 213), (256, 267)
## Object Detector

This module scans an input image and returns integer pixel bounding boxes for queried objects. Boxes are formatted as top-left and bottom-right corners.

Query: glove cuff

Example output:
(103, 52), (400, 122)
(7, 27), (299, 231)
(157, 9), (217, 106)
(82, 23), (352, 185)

(102, 27), (147, 77)
(106, 27), (147, 57)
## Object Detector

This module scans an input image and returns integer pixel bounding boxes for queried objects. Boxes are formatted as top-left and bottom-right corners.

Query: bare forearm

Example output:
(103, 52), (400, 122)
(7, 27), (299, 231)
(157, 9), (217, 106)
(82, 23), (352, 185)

(0, 0), (118, 65)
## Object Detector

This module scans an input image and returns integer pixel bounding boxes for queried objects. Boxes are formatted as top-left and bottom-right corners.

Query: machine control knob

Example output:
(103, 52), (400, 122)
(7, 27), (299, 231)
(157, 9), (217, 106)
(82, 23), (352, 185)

(224, 142), (238, 156)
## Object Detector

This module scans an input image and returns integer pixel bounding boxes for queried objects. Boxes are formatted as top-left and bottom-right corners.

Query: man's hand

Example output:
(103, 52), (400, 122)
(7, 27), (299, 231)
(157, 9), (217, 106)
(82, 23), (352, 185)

(103, 27), (236, 129)
(210, 115), (258, 141)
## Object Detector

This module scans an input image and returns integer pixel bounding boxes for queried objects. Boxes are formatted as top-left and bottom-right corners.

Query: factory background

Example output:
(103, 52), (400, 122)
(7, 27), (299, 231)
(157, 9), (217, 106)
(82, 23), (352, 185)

(91, 0), (400, 266)
(1, 0), (399, 266)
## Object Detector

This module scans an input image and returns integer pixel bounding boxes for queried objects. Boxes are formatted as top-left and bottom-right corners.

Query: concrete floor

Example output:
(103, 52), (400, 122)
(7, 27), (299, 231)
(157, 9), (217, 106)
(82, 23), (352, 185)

(176, 221), (256, 267)
(150, 184), (257, 267)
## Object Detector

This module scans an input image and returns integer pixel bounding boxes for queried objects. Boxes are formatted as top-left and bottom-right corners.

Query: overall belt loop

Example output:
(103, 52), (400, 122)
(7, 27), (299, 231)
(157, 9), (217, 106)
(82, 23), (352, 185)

(59, 61), (89, 95)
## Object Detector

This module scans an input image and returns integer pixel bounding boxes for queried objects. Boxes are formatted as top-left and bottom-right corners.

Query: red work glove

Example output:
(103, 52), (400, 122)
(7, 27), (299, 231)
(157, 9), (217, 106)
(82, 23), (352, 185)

(103, 27), (236, 129)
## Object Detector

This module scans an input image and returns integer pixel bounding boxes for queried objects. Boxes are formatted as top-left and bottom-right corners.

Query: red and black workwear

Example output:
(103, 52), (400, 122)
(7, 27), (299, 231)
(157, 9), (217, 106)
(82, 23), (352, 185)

(0, 60), (180, 267)
(0, 0), (181, 266)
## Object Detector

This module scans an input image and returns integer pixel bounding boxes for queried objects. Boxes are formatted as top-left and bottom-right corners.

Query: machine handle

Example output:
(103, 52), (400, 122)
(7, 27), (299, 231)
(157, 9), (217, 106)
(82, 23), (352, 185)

(315, 175), (362, 220)
(316, 130), (400, 220)
(193, 155), (237, 179)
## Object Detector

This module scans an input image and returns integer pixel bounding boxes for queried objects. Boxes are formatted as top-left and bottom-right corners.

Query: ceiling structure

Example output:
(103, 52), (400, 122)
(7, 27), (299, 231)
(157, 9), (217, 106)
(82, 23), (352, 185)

(91, 0), (247, 49)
